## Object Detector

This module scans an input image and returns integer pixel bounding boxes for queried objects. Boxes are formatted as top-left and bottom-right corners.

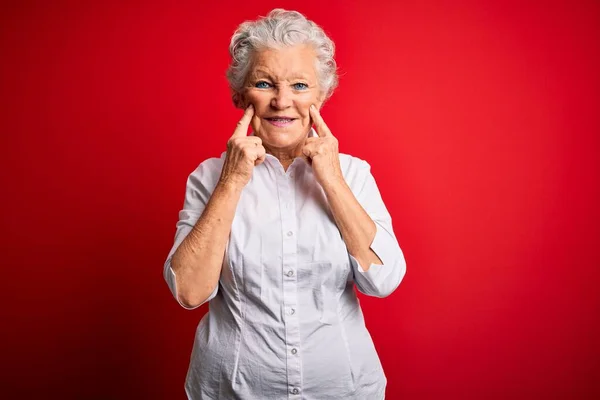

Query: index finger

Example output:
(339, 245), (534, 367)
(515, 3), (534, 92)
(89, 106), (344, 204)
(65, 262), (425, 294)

(231, 104), (254, 138)
(309, 104), (332, 137)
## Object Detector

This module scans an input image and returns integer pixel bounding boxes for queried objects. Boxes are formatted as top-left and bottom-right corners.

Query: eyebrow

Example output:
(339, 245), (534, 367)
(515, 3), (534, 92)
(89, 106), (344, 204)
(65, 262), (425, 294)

(250, 69), (311, 81)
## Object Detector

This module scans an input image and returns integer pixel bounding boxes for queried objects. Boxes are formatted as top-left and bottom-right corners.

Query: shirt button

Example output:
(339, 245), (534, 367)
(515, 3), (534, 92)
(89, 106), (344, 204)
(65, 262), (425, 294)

(291, 348), (297, 355)
(292, 388), (299, 395)
(286, 270), (294, 277)
(287, 231), (293, 237)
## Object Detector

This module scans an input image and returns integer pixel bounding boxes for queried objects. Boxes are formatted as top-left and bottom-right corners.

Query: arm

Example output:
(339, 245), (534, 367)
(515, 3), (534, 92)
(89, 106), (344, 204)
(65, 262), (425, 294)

(342, 161), (407, 297)
(303, 105), (406, 298)
(168, 179), (243, 309)
(164, 105), (266, 309)
(321, 177), (381, 271)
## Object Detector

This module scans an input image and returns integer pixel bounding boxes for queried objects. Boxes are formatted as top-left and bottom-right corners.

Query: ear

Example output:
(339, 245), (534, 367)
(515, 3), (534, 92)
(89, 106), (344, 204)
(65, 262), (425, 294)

(232, 94), (241, 109)
(232, 91), (248, 109)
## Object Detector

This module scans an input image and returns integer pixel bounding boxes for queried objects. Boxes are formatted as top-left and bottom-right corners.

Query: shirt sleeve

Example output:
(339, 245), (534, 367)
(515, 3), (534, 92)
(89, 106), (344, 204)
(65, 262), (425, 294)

(163, 159), (222, 310)
(348, 160), (407, 298)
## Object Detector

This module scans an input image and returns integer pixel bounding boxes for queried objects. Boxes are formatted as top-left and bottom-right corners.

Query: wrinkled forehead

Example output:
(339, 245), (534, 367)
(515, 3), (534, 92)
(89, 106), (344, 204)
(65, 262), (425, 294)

(247, 45), (319, 82)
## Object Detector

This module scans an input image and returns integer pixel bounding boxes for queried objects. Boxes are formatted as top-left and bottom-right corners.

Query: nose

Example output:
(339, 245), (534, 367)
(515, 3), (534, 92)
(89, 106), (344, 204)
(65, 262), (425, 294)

(270, 86), (293, 110)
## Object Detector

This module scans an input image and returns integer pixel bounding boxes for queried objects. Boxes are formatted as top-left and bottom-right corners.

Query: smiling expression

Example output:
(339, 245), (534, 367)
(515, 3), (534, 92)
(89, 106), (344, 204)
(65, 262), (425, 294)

(242, 45), (325, 156)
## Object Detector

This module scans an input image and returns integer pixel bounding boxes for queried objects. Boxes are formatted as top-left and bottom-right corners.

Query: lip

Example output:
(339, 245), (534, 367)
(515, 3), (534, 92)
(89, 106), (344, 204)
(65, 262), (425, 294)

(264, 117), (297, 127)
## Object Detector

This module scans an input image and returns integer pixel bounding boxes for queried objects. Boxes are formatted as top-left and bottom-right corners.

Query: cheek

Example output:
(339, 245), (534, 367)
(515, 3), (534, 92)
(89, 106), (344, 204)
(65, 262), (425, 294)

(295, 101), (313, 119)
(296, 92), (321, 119)
(251, 116), (262, 130)
(245, 90), (268, 109)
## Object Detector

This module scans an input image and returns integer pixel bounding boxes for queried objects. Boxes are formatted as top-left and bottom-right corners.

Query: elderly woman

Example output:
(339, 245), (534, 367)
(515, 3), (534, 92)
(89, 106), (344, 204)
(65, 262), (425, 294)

(164, 8), (406, 400)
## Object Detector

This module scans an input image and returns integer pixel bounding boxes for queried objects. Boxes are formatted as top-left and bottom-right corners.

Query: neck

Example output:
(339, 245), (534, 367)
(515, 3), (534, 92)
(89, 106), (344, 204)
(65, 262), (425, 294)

(263, 141), (305, 171)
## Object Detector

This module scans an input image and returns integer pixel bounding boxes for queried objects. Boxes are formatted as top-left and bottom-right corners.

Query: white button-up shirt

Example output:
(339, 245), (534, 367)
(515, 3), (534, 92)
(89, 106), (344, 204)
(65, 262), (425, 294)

(164, 133), (406, 399)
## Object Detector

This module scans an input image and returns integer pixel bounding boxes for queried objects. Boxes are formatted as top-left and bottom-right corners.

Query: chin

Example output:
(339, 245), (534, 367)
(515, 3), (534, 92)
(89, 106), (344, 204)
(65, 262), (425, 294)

(262, 131), (297, 144)
(258, 125), (307, 143)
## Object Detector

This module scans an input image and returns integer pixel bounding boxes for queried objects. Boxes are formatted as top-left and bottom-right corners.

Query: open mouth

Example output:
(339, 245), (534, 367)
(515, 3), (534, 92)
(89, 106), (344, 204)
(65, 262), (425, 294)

(265, 117), (297, 127)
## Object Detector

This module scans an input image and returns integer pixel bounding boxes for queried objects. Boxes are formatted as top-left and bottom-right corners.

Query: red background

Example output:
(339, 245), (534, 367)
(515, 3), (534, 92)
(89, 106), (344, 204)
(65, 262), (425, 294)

(2, 1), (599, 399)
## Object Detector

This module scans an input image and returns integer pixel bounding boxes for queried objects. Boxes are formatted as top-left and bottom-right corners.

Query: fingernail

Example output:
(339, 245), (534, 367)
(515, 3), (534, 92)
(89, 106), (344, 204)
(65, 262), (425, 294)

(247, 104), (253, 109)
(310, 104), (315, 110)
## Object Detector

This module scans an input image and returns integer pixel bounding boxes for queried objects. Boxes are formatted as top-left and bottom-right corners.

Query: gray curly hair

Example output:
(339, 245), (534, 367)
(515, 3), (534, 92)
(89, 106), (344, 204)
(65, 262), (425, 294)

(226, 9), (338, 108)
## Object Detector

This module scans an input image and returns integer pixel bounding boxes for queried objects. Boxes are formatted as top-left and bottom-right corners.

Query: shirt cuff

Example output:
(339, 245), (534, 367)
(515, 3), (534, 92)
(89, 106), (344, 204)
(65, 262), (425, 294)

(349, 222), (407, 297)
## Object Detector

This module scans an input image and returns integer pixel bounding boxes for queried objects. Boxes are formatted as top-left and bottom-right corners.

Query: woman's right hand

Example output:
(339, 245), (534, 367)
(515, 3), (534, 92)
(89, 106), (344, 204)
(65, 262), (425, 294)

(219, 105), (266, 188)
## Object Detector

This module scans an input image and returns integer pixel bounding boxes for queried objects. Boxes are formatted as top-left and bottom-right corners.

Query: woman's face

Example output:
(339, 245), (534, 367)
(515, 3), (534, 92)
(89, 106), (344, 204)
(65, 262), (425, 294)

(242, 45), (325, 153)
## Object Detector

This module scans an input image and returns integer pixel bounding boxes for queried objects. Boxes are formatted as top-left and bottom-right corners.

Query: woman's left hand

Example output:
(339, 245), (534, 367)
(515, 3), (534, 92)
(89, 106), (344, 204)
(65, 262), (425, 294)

(302, 105), (344, 188)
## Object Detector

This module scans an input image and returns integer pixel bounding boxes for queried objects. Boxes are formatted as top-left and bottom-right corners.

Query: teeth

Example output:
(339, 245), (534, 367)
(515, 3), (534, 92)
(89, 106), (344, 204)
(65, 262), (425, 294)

(270, 118), (292, 122)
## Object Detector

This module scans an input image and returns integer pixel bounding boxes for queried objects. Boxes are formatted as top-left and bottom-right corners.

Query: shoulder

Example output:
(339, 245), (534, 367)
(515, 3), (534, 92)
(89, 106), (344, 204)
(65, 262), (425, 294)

(339, 153), (372, 192)
(191, 151), (226, 174)
(187, 151), (227, 188)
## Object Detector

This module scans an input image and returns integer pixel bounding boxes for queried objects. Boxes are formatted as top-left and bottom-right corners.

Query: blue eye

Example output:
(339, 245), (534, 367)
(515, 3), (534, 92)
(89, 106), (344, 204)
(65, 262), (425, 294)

(255, 81), (271, 89)
(292, 82), (309, 90)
